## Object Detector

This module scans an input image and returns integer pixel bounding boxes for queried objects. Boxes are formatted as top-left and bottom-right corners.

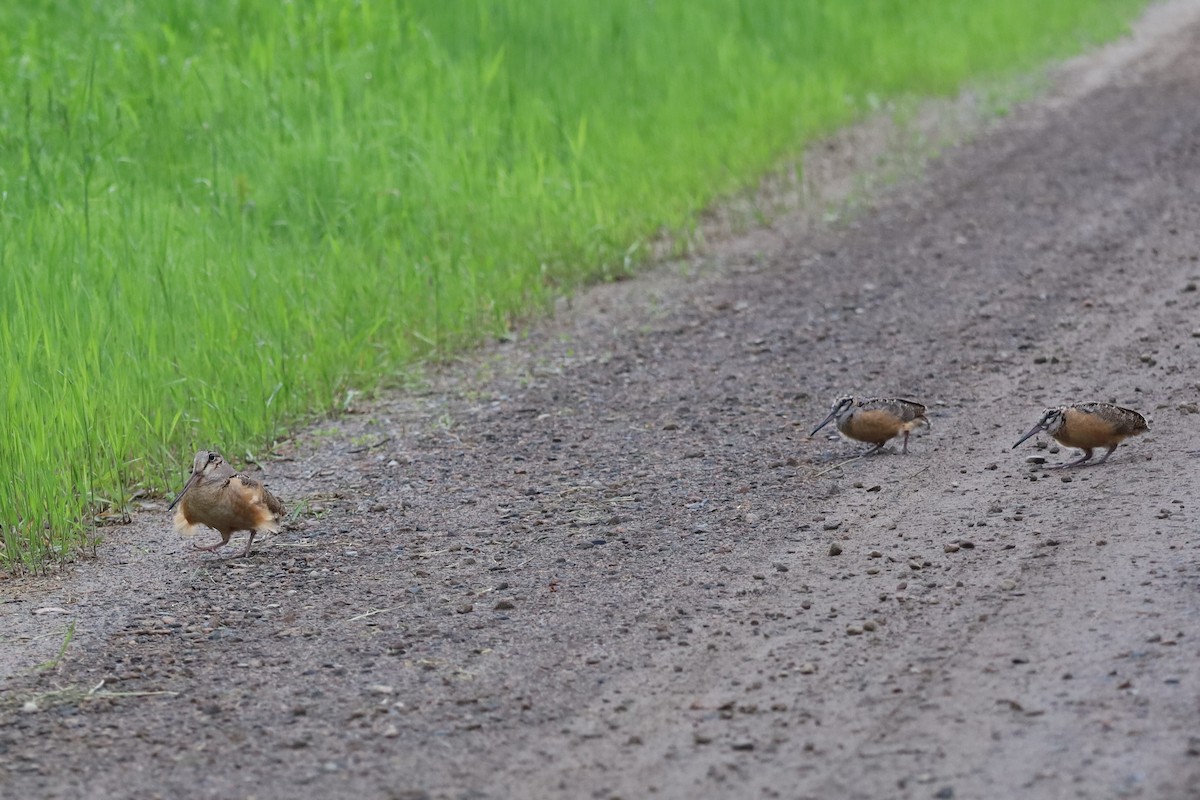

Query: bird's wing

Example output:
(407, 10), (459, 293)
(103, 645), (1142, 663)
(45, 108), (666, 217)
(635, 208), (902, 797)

(262, 486), (286, 517)
(1076, 402), (1147, 435)
(239, 473), (285, 516)
(860, 397), (927, 421)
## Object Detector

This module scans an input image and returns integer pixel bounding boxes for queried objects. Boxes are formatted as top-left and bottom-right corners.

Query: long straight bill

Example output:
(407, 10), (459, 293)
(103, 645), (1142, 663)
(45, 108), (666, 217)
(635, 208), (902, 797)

(167, 471), (201, 511)
(810, 412), (838, 437)
(1011, 424), (1045, 450)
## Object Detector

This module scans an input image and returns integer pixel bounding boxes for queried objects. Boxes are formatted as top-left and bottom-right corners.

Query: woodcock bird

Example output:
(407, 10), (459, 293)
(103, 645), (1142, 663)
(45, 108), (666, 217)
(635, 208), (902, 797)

(810, 396), (929, 455)
(1012, 402), (1148, 468)
(167, 450), (285, 557)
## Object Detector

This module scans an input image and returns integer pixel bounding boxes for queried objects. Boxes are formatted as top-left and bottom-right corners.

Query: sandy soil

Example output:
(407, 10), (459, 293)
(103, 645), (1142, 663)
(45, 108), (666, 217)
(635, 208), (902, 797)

(4, 3), (1200, 798)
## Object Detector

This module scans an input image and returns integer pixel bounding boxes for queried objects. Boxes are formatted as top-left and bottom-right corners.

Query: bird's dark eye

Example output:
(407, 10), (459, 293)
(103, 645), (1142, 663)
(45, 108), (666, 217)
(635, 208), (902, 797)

(208, 453), (217, 462)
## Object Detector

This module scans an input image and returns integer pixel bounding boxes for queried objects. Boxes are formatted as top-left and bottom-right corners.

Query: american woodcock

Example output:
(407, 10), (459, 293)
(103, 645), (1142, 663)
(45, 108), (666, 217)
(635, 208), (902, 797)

(167, 450), (285, 557)
(810, 396), (929, 455)
(1012, 402), (1148, 468)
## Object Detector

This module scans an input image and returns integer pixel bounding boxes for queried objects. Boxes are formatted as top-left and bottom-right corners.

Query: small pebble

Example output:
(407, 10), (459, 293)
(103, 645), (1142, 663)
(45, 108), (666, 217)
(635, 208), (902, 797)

(862, 620), (878, 632)
(829, 542), (843, 556)
(798, 663), (816, 674)
(999, 579), (1017, 591)
(846, 625), (863, 636)
(823, 521), (841, 531)
(944, 543), (960, 553)
(869, 550), (882, 558)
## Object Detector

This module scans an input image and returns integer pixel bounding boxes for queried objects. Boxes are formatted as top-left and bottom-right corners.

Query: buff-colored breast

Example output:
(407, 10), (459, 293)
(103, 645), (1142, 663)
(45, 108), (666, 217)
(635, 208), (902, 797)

(174, 476), (283, 535)
(841, 409), (906, 445)
(1054, 407), (1137, 450)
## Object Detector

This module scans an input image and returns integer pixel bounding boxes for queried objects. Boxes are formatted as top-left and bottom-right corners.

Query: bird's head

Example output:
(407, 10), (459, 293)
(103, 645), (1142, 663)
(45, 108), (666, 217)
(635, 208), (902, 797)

(168, 450), (225, 510)
(810, 395), (856, 436)
(1012, 406), (1066, 449)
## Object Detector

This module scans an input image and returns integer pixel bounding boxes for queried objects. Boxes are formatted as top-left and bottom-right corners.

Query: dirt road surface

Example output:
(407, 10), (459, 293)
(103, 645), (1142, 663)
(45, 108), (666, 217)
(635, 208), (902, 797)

(4, 4), (1200, 799)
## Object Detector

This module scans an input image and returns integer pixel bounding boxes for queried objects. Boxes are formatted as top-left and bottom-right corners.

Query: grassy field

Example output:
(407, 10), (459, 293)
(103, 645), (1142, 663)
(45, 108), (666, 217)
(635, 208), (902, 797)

(0, 0), (1146, 569)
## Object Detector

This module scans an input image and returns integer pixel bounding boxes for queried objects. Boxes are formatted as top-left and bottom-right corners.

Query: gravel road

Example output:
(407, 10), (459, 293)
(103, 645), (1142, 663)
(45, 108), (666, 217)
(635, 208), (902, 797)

(3, 4), (1200, 798)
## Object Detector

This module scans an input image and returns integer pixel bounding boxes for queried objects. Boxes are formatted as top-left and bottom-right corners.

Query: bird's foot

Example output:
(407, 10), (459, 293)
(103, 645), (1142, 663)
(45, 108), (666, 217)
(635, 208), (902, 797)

(1049, 454), (1095, 469)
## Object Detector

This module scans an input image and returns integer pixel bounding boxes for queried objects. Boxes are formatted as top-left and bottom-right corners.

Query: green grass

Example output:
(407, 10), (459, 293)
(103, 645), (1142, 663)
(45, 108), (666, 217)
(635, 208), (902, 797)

(0, 0), (1147, 569)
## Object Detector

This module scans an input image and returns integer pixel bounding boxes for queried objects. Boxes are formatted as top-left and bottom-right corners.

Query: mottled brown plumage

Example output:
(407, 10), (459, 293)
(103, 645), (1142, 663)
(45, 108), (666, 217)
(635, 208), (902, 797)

(1012, 402), (1148, 468)
(811, 395), (929, 455)
(168, 450), (285, 556)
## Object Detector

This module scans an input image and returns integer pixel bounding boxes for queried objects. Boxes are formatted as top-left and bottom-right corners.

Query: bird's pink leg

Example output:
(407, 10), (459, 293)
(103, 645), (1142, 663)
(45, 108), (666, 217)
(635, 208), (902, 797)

(1051, 448), (1094, 469)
